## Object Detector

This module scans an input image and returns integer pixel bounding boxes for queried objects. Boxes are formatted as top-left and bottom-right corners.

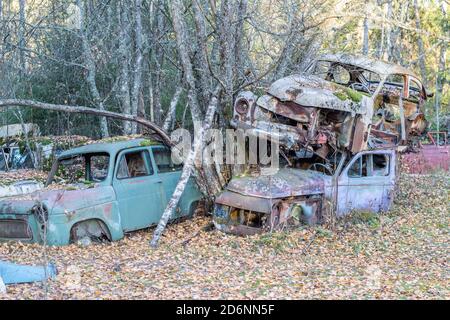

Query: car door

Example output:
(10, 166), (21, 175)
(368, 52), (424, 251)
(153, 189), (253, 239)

(113, 148), (164, 232)
(338, 151), (392, 215)
(150, 146), (186, 219)
(382, 150), (397, 211)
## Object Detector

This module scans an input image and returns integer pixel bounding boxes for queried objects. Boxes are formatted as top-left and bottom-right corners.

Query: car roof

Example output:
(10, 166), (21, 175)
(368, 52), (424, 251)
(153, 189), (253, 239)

(318, 53), (419, 79)
(58, 138), (162, 159)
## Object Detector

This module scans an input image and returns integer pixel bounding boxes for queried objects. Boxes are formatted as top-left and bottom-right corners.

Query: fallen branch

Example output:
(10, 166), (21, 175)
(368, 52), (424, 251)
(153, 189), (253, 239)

(0, 99), (172, 145)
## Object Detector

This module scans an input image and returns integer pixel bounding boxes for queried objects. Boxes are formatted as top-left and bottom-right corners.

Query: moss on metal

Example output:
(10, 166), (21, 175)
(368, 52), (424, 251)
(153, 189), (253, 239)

(333, 88), (363, 103)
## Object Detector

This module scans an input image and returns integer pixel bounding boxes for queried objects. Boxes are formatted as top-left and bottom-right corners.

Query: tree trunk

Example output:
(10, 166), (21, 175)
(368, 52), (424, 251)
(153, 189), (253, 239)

(192, 0), (212, 107)
(117, 0), (132, 134)
(150, 90), (220, 248)
(151, 0), (165, 126)
(169, 0), (202, 127)
(233, 0), (248, 80)
(386, 0), (393, 62)
(130, 0), (144, 134)
(77, 0), (109, 138)
(435, 1), (447, 133)
(218, 0), (235, 109)
(163, 86), (182, 132)
(413, 0), (427, 86)
(362, 16), (369, 55)
(18, 0), (26, 73)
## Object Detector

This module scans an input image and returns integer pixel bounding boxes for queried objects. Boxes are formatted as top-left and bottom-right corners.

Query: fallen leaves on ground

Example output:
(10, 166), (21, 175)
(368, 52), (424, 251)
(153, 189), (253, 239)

(0, 170), (47, 186)
(0, 172), (448, 300)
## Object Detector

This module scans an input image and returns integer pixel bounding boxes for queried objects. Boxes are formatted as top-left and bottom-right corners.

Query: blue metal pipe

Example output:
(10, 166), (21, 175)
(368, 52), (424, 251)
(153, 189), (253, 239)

(0, 260), (57, 284)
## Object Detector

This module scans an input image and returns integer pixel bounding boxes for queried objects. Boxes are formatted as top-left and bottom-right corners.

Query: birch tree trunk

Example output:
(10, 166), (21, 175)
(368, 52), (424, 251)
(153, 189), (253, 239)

(130, 0), (144, 134)
(169, 0), (202, 127)
(386, 0), (393, 62)
(18, 0), (25, 73)
(413, 0), (427, 85)
(376, 0), (385, 59)
(218, 1), (235, 102)
(77, 0), (109, 138)
(117, 0), (132, 134)
(233, 0), (248, 80)
(163, 86), (182, 132)
(152, 0), (165, 126)
(150, 91), (219, 247)
(362, 16), (369, 55)
(272, 7), (298, 80)
(149, 0), (227, 247)
(192, 0), (212, 108)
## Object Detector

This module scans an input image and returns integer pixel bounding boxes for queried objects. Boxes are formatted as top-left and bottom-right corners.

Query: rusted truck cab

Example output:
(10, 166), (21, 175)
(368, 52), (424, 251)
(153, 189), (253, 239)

(213, 148), (397, 235)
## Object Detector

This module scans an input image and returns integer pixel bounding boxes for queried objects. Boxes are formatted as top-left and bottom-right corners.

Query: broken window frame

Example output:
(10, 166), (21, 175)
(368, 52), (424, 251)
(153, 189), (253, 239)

(46, 152), (113, 185)
(86, 153), (110, 182)
(151, 146), (183, 173)
(345, 151), (391, 179)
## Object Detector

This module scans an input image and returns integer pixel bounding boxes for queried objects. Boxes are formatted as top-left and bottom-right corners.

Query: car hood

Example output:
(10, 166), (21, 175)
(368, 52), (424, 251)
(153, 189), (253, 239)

(0, 180), (43, 198)
(0, 184), (115, 215)
(226, 168), (329, 199)
(260, 74), (371, 115)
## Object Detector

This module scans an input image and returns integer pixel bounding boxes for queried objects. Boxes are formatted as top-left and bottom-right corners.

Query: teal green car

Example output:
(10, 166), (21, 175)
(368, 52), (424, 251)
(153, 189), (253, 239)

(0, 139), (203, 246)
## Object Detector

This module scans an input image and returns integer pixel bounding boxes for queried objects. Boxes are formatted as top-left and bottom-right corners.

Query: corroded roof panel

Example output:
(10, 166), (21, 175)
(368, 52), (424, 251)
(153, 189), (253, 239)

(318, 53), (419, 78)
(266, 74), (369, 114)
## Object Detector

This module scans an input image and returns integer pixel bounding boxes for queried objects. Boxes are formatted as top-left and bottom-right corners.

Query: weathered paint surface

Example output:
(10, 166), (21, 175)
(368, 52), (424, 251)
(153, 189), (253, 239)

(0, 180), (43, 198)
(401, 144), (450, 174)
(0, 260), (56, 284)
(213, 149), (397, 235)
(0, 139), (203, 246)
(232, 54), (428, 161)
(226, 169), (325, 198)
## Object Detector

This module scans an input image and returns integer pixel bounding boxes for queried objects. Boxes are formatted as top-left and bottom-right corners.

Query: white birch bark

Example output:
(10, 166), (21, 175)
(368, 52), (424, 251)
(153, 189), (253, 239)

(362, 16), (369, 55)
(130, 0), (144, 134)
(169, 0), (201, 126)
(413, 0), (427, 86)
(150, 90), (219, 247)
(18, 0), (25, 73)
(117, 0), (132, 134)
(163, 86), (183, 132)
(76, 0), (109, 138)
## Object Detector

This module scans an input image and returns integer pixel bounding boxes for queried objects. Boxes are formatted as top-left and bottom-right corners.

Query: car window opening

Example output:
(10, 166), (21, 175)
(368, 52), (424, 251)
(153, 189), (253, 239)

(117, 150), (152, 179)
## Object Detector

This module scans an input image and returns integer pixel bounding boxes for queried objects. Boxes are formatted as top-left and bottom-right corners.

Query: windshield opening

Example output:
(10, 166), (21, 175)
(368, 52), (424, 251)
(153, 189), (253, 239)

(311, 60), (379, 96)
(54, 152), (110, 184)
(280, 148), (344, 176)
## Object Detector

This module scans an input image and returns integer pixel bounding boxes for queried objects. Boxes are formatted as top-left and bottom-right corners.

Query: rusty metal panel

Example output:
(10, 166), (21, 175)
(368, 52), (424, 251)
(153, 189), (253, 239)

(226, 168), (325, 198)
(256, 95), (316, 123)
(215, 191), (272, 214)
(268, 75), (368, 114)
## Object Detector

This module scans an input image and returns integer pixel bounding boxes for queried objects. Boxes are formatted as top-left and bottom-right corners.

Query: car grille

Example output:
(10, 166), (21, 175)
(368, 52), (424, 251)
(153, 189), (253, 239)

(0, 219), (32, 240)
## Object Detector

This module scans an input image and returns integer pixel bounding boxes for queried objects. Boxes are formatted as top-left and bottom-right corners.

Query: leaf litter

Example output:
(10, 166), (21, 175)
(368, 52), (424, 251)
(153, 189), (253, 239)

(0, 172), (448, 299)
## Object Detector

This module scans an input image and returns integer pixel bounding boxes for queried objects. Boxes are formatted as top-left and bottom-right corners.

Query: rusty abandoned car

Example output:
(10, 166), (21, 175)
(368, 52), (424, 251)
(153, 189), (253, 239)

(0, 139), (203, 245)
(214, 54), (429, 235)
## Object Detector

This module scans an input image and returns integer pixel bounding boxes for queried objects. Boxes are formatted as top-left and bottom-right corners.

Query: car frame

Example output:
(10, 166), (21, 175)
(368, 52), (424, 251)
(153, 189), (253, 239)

(231, 53), (429, 160)
(0, 138), (203, 246)
(213, 148), (398, 235)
